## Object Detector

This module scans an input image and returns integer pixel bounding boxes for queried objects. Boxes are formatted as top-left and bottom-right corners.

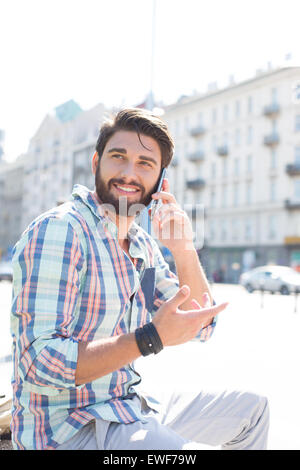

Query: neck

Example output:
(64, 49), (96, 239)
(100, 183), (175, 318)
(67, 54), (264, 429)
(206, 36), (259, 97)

(93, 190), (135, 249)
(116, 214), (135, 248)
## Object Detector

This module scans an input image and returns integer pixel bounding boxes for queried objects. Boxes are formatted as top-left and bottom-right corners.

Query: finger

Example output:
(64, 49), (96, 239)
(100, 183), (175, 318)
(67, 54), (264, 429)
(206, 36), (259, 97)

(166, 285), (191, 310)
(186, 301), (229, 319)
(152, 191), (177, 205)
(202, 292), (211, 307)
(162, 177), (169, 192)
(191, 293), (210, 310)
(155, 204), (184, 221)
(191, 299), (201, 309)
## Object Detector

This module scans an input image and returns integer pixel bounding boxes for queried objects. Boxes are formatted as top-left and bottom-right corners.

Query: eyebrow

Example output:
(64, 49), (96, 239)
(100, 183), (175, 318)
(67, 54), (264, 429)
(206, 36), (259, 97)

(107, 147), (158, 166)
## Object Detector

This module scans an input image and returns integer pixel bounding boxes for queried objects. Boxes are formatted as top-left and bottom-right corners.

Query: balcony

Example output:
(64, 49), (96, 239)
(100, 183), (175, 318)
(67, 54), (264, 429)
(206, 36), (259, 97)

(285, 199), (300, 210)
(190, 126), (206, 137)
(186, 178), (205, 190)
(263, 103), (280, 117)
(263, 132), (279, 146)
(217, 145), (229, 156)
(188, 150), (205, 162)
(286, 163), (300, 176)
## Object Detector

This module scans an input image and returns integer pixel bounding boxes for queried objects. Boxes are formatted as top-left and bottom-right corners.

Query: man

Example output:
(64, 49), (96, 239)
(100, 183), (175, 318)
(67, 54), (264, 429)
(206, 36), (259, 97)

(11, 108), (269, 450)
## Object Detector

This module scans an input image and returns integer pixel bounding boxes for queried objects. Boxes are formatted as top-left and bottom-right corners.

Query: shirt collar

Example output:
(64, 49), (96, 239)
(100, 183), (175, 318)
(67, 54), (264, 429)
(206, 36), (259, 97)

(71, 184), (147, 261)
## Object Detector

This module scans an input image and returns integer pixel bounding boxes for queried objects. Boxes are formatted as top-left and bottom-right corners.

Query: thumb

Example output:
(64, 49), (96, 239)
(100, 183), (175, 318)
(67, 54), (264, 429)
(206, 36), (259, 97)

(167, 285), (190, 309)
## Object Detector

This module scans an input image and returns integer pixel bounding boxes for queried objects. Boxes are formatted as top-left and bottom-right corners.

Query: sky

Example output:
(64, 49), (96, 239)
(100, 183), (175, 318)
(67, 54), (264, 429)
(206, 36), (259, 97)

(1, 0), (300, 162)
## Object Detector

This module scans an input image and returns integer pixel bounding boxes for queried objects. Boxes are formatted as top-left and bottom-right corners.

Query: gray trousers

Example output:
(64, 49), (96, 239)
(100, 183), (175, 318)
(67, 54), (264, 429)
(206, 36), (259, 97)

(56, 389), (270, 450)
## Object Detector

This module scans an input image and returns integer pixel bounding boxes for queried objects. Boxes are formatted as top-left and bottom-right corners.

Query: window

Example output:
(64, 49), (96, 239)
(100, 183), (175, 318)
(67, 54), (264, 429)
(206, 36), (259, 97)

(248, 96), (253, 114)
(223, 132), (228, 146)
(221, 219), (227, 241)
(295, 147), (300, 164)
(295, 116), (300, 132)
(184, 116), (190, 132)
(223, 104), (229, 122)
(233, 184), (239, 207)
(295, 180), (300, 200)
(247, 154), (252, 173)
(232, 218), (239, 240)
(211, 161), (216, 178)
(270, 180), (276, 202)
(221, 185), (227, 207)
(246, 182), (252, 205)
(211, 135), (217, 151)
(210, 189), (216, 208)
(271, 87), (277, 104)
(245, 218), (252, 240)
(269, 215), (276, 239)
(222, 158), (228, 177)
(209, 220), (215, 240)
(197, 112), (204, 126)
(212, 108), (217, 125)
(184, 142), (189, 158)
(234, 158), (240, 176)
(235, 129), (241, 146)
(247, 126), (253, 145)
(235, 100), (240, 118)
(271, 149), (277, 169)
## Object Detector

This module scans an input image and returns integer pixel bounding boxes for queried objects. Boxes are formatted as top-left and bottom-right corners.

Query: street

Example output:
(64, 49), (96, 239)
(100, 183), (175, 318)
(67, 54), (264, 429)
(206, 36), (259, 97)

(0, 280), (299, 450)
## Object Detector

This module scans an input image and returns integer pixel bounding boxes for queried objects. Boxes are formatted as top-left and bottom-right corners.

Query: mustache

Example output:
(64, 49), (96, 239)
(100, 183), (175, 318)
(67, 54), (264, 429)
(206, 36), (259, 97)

(108, 178), (145, 193)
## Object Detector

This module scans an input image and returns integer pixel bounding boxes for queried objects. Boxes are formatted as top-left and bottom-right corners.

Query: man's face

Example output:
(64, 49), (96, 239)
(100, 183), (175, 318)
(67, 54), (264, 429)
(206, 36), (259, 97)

(93, 130), (162, 216)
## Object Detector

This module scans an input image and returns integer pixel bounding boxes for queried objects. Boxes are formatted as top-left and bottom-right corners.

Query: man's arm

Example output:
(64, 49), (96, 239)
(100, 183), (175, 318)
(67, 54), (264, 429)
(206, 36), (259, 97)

(151, 178), (214, 314)
(75, 286), (227, 385)
(173, 247), (213, 311)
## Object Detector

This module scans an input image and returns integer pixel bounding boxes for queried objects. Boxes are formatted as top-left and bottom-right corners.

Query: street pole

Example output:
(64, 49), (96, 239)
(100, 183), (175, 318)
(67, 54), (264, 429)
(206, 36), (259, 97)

(147, 0), (156, 111)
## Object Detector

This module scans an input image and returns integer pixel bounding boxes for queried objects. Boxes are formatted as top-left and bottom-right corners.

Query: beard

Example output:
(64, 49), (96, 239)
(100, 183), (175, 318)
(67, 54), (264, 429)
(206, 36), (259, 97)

(95, 162), (158, 217)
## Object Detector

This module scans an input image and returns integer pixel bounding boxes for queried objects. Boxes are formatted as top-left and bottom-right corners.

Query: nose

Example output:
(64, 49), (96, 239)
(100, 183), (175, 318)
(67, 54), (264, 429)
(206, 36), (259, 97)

(119, 162), (137, 181)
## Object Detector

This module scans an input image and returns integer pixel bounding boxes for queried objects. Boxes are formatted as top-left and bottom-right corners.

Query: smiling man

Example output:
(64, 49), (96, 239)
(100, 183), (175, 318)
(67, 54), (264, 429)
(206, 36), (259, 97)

(10, 108), (269, 450)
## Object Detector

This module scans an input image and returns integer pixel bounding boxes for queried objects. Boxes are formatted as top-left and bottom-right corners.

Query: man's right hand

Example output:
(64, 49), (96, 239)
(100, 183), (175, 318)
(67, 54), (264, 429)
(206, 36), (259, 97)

(152, 285), (228, 347)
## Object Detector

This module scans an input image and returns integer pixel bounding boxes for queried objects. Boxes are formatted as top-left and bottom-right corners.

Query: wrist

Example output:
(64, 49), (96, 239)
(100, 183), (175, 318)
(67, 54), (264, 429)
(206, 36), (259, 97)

(135, 322), (164, 356)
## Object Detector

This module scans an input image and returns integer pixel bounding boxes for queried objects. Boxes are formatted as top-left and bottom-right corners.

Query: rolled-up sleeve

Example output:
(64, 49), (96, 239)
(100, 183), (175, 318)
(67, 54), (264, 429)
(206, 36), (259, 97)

(11, 216), (85, 392)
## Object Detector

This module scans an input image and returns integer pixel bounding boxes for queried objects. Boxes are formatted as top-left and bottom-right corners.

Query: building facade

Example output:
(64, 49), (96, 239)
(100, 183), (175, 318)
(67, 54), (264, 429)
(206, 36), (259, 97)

(0, 155), (25, 258)
(21, 101), (108, 231)
(0, 100), (109, 258)
(163, 66), (300, 281)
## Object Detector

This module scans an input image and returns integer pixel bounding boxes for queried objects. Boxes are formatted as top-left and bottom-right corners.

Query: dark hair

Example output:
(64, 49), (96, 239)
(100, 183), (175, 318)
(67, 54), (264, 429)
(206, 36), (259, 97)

(95, 108), (174, 169)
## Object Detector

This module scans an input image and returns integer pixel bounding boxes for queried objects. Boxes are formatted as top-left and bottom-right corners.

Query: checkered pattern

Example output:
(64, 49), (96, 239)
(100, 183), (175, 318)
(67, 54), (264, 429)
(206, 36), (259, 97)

(10, 184), (216, 449)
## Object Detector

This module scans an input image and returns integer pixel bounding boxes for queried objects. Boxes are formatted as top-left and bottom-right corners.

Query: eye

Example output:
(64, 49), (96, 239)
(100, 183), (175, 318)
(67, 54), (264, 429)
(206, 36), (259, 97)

(139, 160), (152, 168)
(112, 154), (124, 160)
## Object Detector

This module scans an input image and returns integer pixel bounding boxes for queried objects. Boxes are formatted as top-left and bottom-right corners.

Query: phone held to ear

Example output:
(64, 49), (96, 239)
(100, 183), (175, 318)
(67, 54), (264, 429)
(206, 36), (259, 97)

(150, 168), (166, 221)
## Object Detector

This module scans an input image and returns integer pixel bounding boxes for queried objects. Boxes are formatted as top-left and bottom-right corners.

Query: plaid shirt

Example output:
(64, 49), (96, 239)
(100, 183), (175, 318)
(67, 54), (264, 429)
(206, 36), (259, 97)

(10, 184), (216, 450)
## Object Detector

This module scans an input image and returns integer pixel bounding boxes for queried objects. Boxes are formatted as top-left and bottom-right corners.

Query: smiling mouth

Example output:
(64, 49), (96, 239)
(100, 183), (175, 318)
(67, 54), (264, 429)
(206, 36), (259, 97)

(113, 184), (141, 195)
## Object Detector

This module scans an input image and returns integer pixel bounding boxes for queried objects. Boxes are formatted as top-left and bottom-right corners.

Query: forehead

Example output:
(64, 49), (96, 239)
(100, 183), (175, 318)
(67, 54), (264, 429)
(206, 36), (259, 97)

(104, 130), (162, 163)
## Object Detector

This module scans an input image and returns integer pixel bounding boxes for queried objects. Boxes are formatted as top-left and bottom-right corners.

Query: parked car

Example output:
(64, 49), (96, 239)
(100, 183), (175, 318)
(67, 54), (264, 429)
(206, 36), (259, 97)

(239, 265), (300, 295)
(0, 262), (13, 282)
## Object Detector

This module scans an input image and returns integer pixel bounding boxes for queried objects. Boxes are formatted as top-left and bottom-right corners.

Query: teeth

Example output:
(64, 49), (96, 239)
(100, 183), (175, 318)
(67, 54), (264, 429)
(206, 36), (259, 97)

(116, 185), (138, 193)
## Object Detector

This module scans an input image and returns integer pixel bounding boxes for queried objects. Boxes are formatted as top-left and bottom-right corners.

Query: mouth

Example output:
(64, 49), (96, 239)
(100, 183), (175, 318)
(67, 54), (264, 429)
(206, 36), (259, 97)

(113, 183), (141, 196)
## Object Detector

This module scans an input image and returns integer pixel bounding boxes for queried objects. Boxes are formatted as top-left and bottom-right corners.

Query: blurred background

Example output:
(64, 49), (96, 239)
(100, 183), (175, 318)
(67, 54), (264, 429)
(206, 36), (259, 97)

(1, 0), (300, 450)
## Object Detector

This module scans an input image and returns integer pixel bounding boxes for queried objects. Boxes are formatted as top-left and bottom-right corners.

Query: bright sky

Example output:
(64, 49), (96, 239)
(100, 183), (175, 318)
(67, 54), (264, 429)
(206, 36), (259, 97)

(1, 0), (300, 162)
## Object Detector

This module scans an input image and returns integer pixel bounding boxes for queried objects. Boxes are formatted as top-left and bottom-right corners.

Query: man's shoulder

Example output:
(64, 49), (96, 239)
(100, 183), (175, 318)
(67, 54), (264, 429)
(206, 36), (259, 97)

(19, 200), (89, 243)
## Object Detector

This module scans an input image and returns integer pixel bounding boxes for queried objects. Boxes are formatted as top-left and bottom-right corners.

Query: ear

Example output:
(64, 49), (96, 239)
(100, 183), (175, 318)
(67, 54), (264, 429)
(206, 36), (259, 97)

(92, 152), (99, 175)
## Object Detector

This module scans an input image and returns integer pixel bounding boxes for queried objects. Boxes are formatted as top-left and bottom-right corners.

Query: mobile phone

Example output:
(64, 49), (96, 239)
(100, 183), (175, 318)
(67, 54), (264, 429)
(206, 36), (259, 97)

(150, 168), (166, 221)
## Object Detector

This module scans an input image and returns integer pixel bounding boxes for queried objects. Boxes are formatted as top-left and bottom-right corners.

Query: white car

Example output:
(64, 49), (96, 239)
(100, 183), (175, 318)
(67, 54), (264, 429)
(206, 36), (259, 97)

(0, 262), (13, 282)
(239, 265), (300, 295)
